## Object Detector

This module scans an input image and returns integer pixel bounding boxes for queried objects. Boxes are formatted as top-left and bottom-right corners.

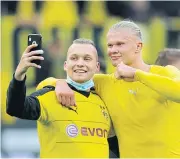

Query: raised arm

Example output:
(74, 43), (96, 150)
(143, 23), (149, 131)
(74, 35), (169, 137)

(6, 44), (44, 119)
(7, 76), (40, 120)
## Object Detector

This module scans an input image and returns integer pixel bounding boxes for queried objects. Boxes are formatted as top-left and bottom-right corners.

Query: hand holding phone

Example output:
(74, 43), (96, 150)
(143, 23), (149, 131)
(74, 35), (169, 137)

(14, 44), (44, 81)
(28, 34), (42, 65)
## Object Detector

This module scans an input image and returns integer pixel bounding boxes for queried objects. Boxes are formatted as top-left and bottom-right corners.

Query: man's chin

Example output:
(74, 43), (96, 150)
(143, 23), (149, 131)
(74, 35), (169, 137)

(111, 58), (123, 66)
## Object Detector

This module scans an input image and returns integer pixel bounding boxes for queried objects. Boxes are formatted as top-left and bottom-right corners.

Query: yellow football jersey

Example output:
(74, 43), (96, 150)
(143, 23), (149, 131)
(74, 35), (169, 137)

(36, 87), (111, 158)
(94, 65), (180, 157)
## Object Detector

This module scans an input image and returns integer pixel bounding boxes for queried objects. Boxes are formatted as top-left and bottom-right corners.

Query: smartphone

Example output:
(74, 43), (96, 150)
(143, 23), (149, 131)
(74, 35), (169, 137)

(28, 34), (42, 65)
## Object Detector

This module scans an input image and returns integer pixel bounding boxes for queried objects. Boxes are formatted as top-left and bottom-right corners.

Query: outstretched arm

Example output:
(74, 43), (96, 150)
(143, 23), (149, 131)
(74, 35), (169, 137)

(115, 63), (180, 103)
(36, 74), (112, 106)
(37, 78), (75, 106)
(135, 66), (180, 102)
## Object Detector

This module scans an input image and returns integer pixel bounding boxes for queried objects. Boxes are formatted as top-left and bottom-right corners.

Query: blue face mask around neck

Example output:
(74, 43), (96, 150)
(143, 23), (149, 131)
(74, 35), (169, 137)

(66, 75), (94, 91)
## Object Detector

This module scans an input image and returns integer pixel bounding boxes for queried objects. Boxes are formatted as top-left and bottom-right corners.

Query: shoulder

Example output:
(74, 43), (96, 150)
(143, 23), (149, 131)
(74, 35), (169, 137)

(164, 65), (180, 79)
(93, 73), (115, 83)
(151, 65), (180, 79)
(165, 65), (180, 73)
(31, 86), (55, 98)
(36, 77), (58, 91)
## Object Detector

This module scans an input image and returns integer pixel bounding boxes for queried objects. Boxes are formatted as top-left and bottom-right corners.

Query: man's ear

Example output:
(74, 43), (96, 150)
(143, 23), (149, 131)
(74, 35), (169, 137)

(96, 62), (100, 73)
(136, 42), (143, 53)
(139, 42), (143, 49)
(64, 61), (67, 71)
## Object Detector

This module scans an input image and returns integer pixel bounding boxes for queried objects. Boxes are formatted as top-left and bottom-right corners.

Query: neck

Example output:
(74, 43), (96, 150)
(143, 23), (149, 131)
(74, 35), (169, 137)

(129, 56), (151, 72)
(66, 76), (94, 92)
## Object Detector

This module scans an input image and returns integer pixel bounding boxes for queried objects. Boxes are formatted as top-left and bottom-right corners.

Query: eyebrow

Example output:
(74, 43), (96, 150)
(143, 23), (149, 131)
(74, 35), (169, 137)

(84, 54), (93, 57)
(70, 53), (93, 56)
(107, 40), (126, 44)
(69, 54), (78, 56)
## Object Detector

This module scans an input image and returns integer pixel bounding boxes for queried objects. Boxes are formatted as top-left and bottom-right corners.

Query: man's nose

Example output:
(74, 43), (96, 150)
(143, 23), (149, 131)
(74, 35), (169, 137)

(109, 46), (119, 56)
(76, 58), (85, 67)
(111, 45), (119, 53)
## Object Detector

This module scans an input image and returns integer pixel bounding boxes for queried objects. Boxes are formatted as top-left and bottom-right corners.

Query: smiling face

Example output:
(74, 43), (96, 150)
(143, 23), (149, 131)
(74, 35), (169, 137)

(64, 43), (100, 83)
(107, 28), (142, 67)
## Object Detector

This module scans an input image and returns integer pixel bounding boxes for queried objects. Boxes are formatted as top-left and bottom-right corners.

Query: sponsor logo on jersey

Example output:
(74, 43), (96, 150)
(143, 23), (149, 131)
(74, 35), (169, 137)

(66, 124), (108, 138)
(66, 124), (78, 137)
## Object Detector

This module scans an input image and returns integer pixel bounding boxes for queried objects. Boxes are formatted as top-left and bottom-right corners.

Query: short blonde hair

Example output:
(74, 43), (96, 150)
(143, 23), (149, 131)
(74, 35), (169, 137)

(73, 38), (95, 47)
(109, 19), (143, 41)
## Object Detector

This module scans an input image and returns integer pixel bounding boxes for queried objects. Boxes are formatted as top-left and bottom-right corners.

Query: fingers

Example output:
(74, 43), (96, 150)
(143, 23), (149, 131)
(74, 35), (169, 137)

(55, 80), (76, 106)
(117, 61), (124, 67)
(65, 97), (71, 107)
(116, 62), (125, 79)
(24, 50), (44, 58)
(61, 96), (67, 106)
(22, 49), (44, 67)
(28, 62), (42, 69)
(28, 56), (44, 62)
(20, 54), (44, 69)
(114, 72), (122, 79)
(60, 95), (75, 107)
(114, 71), (118, 79)
(22, 55), (44, 69)
(114, 71), (121, 79)
(70, 96), (76, 106)
(25, 44), (37, 53)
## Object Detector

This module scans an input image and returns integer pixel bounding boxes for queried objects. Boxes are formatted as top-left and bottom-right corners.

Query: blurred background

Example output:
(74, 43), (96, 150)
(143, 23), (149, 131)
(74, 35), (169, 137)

(1, 0), (180, 158)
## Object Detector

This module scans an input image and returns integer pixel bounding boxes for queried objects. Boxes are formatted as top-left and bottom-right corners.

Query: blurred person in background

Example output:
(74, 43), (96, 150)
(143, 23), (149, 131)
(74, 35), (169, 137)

(150, 1), (180, 48)
(40, 1), (78, 30)
(105, 1), (130, 19)
(44, 27), (65, 79)
(150, 1), (180, 17)
(155, 48), (180, 69)
(39, 20), (180, 157)
(84, 1), (108, 73)
(1, 1), (42, 26)
(128, 1), (152, 22)
(6, 38), (114, 158)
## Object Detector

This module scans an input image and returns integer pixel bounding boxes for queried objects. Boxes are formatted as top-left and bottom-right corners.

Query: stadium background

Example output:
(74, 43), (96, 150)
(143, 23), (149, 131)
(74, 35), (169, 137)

(1, 1), (180, 158)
